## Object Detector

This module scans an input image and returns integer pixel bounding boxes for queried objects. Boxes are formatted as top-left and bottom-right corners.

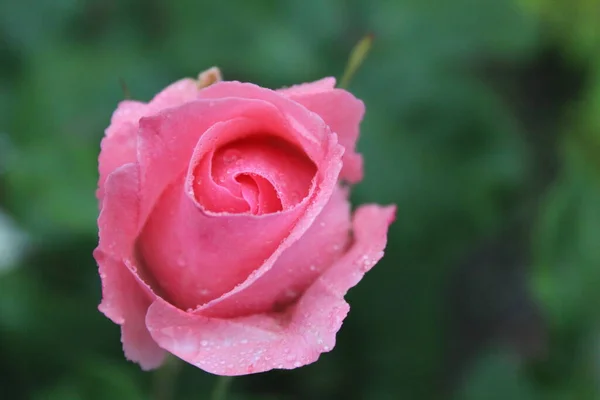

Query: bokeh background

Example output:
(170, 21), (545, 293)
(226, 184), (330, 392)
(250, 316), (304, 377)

(1, 0), (599, 399)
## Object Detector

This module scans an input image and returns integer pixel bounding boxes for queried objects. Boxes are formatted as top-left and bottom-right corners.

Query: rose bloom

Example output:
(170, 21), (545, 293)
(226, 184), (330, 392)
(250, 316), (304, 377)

(95, 68), (395, 376)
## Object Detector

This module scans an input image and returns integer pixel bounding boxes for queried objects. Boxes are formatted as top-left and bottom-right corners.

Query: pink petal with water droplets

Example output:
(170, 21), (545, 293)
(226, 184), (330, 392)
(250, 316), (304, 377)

(198, 81), (330, 146)
(95, 164), (166, 369)
(277, 77), (336, 97)
(98, 79), (199, 204)
(138, 132), (343, 311)
(186, 116), (316, 214)
(138, 175), (304, 310)
(284, 89), (365, 184)
(199, 185), (352, 319)
(145, 204), (394, 375)
(136, 97), (305, 228)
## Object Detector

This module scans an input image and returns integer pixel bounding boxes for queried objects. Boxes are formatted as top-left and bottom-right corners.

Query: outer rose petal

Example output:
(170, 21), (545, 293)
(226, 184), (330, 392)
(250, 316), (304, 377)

(198, 82), (331, 147)
(283, 88), (365, 183)
(277, 77), (336, 97)
(95, 164), (166, 369)
(98, 79), (200, 204)
(145, 204), (395, 375)
(95, 252), (165, 369)
(145, 78), (199, 114)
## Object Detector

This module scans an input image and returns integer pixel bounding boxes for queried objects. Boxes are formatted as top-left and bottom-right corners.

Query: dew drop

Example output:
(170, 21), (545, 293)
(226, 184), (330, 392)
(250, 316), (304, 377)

(222, 150), (241, 164)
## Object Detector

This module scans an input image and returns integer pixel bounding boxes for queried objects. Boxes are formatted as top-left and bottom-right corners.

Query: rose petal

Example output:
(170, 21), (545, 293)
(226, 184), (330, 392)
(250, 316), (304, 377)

(95, 252), (166, 370)
(192, 119), (316, 213)
(146, 78), (199, 113)
(95, 164), (166, 369)
(98, 78), (200, 204)
(137, 98), (299, 228)
(145, 204), (395, 375)
(137, 94), (342, 310)
(284, 89), (365, 183)
(138, 175), (306, 310)
(105, 100), (147, 139)
(277, 77), (336, 97)
(97, 163), (141, 261)
(192, 133), (343, 313)
(198, 81), (329, 147)
(200, 185), (352, 318)
(97, 123), (139, 205)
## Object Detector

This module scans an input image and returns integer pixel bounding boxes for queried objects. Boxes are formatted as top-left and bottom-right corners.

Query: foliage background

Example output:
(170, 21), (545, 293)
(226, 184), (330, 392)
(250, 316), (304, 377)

(1, 0), (599, 399)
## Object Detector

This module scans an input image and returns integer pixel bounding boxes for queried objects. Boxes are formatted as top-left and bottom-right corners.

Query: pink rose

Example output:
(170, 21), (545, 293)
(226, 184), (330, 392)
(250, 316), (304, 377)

(95, 67), (395, 376)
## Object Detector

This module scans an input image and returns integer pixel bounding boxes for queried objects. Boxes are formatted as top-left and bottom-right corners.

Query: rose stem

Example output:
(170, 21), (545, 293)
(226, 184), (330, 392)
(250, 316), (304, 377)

(153, 355), (183, 400)
(210, 376), (234, 400)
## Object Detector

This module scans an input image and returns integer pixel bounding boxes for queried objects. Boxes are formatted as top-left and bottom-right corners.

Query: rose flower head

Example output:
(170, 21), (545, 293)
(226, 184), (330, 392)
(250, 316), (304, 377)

(95, 67), (395, 375)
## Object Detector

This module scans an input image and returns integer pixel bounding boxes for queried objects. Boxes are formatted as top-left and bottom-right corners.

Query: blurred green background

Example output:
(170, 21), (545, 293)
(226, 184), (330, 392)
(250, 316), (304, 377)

(1, 0), (599, 399)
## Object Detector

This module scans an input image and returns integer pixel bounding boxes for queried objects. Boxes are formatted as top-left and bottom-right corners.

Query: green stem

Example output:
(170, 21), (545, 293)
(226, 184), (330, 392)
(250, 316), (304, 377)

(210, 376), (233, 400)
(153, 356), (183, 400)
(339, 33), (374, 89)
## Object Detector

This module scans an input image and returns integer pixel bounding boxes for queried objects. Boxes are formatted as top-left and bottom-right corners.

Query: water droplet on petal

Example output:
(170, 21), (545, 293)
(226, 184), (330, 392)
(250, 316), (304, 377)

(222, 150), (241, 164)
